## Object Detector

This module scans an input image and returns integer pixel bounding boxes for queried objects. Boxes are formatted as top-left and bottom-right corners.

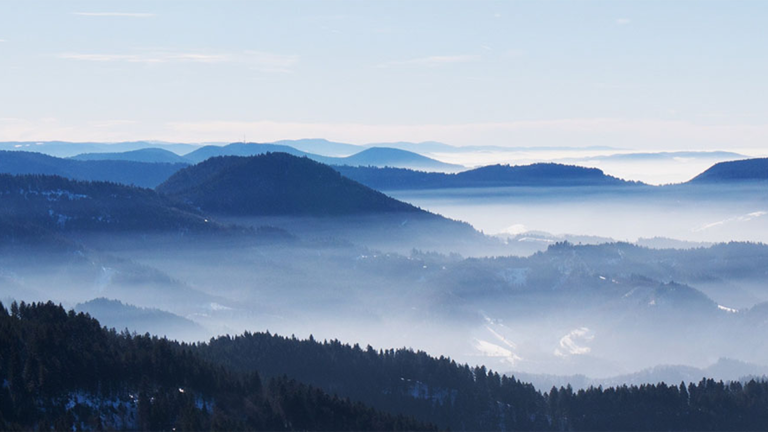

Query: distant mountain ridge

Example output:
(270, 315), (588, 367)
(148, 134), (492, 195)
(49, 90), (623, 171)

(0, 141), (201, 157)
(335, 163), (638, 190)
(0, 151), (186, 188)
(72, 148), (190, 164)
(183, 142), (461, 171)
(75, 298), (205, 341)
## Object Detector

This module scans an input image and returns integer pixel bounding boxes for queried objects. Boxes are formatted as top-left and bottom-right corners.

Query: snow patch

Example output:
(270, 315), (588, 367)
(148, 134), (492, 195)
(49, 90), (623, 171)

(554, 327), (594, 357)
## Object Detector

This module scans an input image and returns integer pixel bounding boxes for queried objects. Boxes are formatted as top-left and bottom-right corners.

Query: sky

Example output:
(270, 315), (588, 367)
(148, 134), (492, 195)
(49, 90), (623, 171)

(1, 0), (767, 151)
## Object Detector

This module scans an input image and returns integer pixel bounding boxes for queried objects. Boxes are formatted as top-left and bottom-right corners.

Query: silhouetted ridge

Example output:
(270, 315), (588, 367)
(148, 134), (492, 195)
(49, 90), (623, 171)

(0, 150), (186, 188)
(341, 147), (461, 170)
(690, 158), (768, 183)
(71, 148), (190, 164)
(335, 162), (635, 190)
(157, 153), (420, 216)
(183, 143), (310, 163)
(0, 301), (436, 431)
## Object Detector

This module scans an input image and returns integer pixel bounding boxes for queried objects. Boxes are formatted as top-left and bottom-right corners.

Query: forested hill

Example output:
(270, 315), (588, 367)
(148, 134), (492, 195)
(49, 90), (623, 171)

(156, 153), (422, 216)
(195, 331), (768, 431)
(2, 301), (768, 431)
(0, 174), (219, 232)
(0, 150), (186, 188)
(196, 331), (548, 431)
(0, 301), (436, 431)
(689, 158), (768, 183)
(335, 163), (637, 190)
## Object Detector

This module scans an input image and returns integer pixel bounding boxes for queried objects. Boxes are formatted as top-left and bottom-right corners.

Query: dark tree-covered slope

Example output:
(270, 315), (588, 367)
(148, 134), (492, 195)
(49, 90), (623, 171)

(689, 158), (768, 183)
(157, 153), (421, 216)
(3, 301), (768, 431)
(196, 331), (549, 431)
(0, 174), (218, 232)
(0, 151), (186, 188)
(335, 163), (637, 190)
(0, 301), (436, 431)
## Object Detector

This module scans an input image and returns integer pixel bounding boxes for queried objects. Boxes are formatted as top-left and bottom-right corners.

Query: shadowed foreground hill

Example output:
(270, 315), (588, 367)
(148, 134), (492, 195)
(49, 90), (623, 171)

(0, 301), (435, 431)
(336, 163), (637, 190)
(0, 150), (186, 188)
(157, 153), (421, 216)
(3, 301), (768, 431)
(689, 158), (768, 183)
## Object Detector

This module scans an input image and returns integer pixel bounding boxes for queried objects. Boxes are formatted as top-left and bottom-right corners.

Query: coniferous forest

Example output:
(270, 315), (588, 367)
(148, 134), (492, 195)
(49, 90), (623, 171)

(2, 301), (768, 431)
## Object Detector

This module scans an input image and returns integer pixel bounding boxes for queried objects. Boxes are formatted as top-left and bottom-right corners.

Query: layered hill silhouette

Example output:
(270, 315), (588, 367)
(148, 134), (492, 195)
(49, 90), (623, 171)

(183, 142), (308, 163)
(71, 148), (190, 164)
(75, 298), (206, 341)
(157, 153), (422, 216)
(0, 141), (199, 158)
(181, 142), (460, 171)
(689, 158), (768, 183)
(0, 151), (185, 188)
(339, 147), (462, 171)
(336, 163), (637, 190)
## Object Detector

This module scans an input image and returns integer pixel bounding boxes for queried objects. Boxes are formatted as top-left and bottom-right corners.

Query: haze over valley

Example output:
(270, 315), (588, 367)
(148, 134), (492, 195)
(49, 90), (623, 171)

(2, 1), (768, 430)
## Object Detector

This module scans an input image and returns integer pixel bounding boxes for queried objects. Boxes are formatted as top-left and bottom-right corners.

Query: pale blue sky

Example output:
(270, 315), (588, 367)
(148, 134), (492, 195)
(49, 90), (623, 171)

(1, 0), (767, 150)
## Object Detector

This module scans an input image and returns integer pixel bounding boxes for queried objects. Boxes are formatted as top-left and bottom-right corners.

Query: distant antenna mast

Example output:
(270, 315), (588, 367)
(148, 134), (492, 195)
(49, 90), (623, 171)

(242, 134), (247, 144)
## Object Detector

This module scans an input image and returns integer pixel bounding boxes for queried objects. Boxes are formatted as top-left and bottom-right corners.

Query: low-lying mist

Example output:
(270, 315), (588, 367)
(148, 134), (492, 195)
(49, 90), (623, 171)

(4, 213), (768, 387)
(388, 184), (768, 244)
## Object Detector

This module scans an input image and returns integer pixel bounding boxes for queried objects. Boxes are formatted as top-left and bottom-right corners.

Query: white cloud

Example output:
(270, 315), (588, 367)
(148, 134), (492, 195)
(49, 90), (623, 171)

(72, 12), (155, 18)
(57, 50), (298, 72)
(0, 39), (6, 43)
(376, 55), (479, 68)
(554, 327), (594, 357)
(616, 18), (631, 25)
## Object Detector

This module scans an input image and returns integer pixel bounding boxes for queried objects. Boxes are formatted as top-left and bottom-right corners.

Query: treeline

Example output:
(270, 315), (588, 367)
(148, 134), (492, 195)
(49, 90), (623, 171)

(194, 331), (548, 431)
(548, 380), (768, 431)
(194, 332), (768, 431)
(0, 301), (435, 431)
(3, 301), (768, 431)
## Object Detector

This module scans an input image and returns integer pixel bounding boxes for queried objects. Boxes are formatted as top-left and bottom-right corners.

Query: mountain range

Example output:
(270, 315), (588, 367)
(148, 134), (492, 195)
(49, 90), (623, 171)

(73, 142), (463, 171)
